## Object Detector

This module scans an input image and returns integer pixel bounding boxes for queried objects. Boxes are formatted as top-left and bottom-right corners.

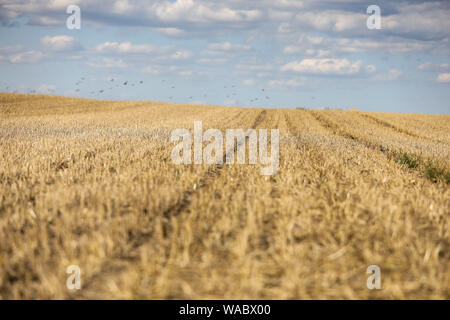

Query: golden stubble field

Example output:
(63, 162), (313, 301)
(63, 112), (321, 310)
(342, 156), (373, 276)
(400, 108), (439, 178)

(0, 93), (449, 299)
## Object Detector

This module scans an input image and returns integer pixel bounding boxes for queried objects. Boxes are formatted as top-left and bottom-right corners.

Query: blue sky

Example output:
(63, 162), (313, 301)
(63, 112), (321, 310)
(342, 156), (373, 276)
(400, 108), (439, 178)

(0, 0), (449, 114)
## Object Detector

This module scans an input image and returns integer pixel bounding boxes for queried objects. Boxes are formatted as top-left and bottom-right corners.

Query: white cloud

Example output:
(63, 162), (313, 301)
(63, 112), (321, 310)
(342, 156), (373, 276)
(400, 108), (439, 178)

(178, 70), (193, 76)
(294, 10), (365, 33)
(372, 69), (403, 81)
(8, 50), (45, 64)
(171, 50), (192, 60)
(243, 79), (256, 86)
(156, 27), (186, 38)
(41, 35), (81, 51)
(0, 45), (24, 54)
(383, 2), (450, 40)
(365, 65), (376, 73)
(268, 78), (307, 88)
(436, 73), (450, 83)
(283, 36), (440, 58)
(207, 42), (251, 52)
(151, 0), (262, 24)
(196, 57), (228, 65)
(417, 62), (450, 72)
(36, 84), (56, 93)
(141, 66), (162, 75)
(86, 57), (128, 69)
(236, 63), (273, 72)
(281, 58), (363, 76)
(95, 42), (167, 54)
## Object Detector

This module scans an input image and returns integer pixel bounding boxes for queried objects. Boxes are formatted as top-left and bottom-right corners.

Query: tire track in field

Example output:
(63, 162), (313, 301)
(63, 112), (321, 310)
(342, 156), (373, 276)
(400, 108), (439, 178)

(358, 113), (449, 146)
(307, 111), (410, 170)
(308, 110), (394, 155)
(74, 109), (267, 298)
(307, 110), (449, 184)
(161, 110), (266, 223)
(283, 112), (448, 251)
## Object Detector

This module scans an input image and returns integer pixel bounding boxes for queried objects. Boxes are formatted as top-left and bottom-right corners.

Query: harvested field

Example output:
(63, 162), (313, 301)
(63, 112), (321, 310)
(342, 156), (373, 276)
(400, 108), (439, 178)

(0, 93), (449, 299)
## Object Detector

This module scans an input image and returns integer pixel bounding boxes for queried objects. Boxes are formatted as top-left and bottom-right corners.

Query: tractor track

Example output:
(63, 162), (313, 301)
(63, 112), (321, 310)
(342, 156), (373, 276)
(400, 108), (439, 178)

(358, 113), (449, 146)
(307, 110), (449, 184)
(73, 110), (267, 298)
(308, 110), (395, 156)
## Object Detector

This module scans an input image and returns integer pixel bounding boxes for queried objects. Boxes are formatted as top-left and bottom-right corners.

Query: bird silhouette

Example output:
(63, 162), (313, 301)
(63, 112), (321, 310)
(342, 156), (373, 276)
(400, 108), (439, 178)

(123, 81), (128, 85)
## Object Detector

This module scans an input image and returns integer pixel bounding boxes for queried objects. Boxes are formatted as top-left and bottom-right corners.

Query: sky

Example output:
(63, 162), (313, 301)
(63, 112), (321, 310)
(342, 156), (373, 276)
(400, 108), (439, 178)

(0, 0), (449, 114)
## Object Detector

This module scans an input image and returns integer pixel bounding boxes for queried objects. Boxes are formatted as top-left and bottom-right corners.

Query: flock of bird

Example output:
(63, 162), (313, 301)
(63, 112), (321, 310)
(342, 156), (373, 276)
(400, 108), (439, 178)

(72, 77), (146, 95)
(70, 77), (273, 106)
(0, 78), (287, 106)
